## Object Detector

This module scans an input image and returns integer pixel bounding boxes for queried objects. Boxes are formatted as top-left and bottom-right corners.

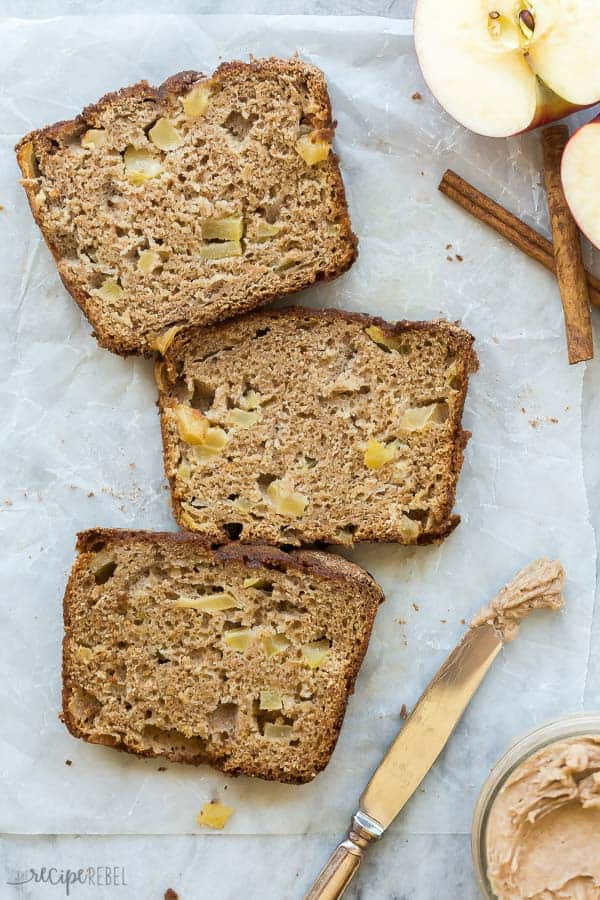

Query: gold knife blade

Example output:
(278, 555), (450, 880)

(304, 622), (503, 900)
(360, 621), (502, 828)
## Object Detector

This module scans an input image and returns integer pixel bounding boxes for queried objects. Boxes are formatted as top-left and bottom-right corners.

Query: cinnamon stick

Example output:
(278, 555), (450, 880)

(542, 125), (593, 363)
(438, 169), (600, 309)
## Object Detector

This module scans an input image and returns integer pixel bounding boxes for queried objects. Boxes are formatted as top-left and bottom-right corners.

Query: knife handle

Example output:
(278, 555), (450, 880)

(304, 813), (381, 900)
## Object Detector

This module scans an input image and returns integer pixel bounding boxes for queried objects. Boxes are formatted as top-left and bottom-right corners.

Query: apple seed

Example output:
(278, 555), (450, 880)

(488, 11), (501, 37)
(518, 8), (535, 40)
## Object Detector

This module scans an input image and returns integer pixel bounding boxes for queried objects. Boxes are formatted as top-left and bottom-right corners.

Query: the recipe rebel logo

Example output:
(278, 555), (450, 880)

(5, 865), (128, 896)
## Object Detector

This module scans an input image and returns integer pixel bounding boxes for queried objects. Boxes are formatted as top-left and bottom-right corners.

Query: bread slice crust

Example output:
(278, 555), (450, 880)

(62, 528), (383, 783)
(156, 306), (478, 547)
(16, 59), (357, 356)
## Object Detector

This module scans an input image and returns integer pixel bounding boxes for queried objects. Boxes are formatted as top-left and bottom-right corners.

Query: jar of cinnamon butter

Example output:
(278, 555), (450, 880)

(471, 713), (600, 899)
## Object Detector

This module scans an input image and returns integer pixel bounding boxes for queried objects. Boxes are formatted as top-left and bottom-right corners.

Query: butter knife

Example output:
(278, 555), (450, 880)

(304, 621), (503, 900)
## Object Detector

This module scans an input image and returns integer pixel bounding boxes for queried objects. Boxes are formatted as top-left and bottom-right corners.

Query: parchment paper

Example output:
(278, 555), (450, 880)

(0, 15), (596, 836)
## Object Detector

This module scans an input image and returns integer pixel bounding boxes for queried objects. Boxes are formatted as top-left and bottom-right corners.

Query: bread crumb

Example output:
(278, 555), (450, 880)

(460, 618), (466, 625)
(87, 491), (95, 497)
(455, 254), (463, 262)
(521, 407), (526, 414)
(440, 618), (447, 624)
(157, 766), (167, 772)
(411, 91), (422, 101)
(4, 498), (12, 506)
(446, 255), (453, 262)
(412, 602), (420, 612)
(530, 419), (539, 429)
(445, 243), (452, 250)
(65, 759), (72, 766)
(400, 704), (408, 720)
(549, 417), (558, 424)
(164, 891), (179, 900)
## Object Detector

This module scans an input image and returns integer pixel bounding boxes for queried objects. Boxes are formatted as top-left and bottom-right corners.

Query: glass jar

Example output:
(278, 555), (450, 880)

(471, 712), (600, 898)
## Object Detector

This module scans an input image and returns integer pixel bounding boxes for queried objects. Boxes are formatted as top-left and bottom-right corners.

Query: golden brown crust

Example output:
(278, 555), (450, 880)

(62, 528), (383, 783)
(16, 61), (357, 357)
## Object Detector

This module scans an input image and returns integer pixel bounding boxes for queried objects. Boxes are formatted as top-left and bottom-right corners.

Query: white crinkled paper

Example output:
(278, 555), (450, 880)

(0, 15), (596, 836)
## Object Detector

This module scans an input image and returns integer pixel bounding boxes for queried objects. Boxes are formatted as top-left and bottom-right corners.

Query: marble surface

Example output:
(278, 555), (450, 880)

(2, 5), (600, 900)
(5, 0), (416, 15)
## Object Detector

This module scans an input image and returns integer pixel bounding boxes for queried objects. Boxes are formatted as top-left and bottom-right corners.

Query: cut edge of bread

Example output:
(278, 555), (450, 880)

(61, 527), (383, 783)
(157, 306), (478, 547)
(16, 59), (358, 357)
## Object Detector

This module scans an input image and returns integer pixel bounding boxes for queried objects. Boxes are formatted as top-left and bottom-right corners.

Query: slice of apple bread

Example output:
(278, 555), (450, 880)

(156, 307), (477, 546)
(15, 58), (356, 356)
(62, 529), (383, 783)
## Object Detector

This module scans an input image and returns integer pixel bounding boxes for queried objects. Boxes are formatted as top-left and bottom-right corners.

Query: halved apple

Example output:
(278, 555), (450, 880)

(562, 116), (600, 250)
(414, 0), (600, 138)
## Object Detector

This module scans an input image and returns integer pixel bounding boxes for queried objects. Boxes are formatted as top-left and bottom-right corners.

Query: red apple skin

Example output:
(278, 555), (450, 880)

(526, 84), (590, 135)
(562, 115), (600, 250)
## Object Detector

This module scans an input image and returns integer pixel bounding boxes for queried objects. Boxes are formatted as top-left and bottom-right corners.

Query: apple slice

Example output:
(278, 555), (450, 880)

(414, 0), (600, 138)
(562, 117), (600, 250)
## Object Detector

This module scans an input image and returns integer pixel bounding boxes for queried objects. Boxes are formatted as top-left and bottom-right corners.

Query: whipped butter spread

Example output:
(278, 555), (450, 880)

(471, 558), (565, 641)
(485, 736), (600, 899)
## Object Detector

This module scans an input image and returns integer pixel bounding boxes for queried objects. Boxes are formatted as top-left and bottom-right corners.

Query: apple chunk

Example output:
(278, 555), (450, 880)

(562, 118), (600, 251)
(414, 0), (600, 138)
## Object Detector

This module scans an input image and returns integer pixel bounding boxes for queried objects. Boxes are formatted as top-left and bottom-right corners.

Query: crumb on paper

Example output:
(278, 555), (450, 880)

(87, 491), (94, 497)
(400, 704), (408, 720)
(65, 760), (72, 767)
(411, 91), (422, 101)
(455, 254), (463, 262)
(157, 766), (167, 772)
(461, 618), (466, 625)
(446, 255), (453, 262)
(521, 407), (526, 414)
(412, 602), (420, 612)
(4, 498), (12, 506)
(197, 801), (234, 830)
(445, 243), (452, 250)
(531, 416), (559, 429)
(164, 891), (179, 900)
(440, 618), (447, 624)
